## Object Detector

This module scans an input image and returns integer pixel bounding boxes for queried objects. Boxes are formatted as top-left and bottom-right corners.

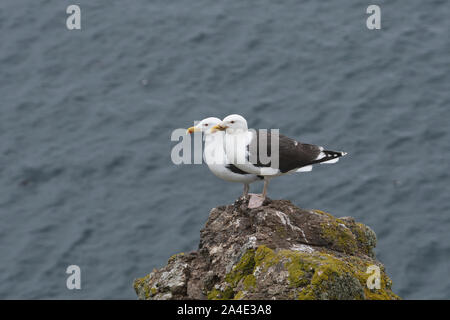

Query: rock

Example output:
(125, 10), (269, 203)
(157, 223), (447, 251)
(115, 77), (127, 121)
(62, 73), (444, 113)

(134, 198), (400, 300)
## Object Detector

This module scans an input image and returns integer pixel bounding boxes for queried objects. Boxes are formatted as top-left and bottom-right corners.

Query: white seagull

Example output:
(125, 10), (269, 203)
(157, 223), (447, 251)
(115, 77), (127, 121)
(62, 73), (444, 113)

(212, 114), (347, 200)
(187, 117), (262, 198)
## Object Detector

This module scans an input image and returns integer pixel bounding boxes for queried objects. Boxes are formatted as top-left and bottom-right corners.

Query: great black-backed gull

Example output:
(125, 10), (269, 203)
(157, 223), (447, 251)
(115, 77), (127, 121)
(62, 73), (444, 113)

(187, 117), (262, 198)
(212, 114), (347, 199)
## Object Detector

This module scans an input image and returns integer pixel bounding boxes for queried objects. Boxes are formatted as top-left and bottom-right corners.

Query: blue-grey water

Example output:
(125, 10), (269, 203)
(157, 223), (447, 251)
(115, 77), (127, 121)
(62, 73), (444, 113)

(1, 0), (449, 299)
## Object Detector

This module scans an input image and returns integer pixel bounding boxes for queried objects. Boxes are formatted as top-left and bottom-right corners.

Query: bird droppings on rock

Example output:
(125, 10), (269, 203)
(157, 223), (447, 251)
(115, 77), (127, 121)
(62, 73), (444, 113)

(134, 197), (400, 300)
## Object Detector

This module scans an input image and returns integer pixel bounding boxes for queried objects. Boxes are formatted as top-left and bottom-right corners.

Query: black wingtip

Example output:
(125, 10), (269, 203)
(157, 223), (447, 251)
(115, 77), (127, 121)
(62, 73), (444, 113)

(312, 150), (347, 165)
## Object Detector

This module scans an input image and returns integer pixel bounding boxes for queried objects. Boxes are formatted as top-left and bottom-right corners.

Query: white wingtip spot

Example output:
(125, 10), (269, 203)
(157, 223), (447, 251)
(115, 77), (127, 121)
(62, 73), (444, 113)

(296, 165), (313, 172)
(316, 152), (326, 160)
(321, 158), (339, 164)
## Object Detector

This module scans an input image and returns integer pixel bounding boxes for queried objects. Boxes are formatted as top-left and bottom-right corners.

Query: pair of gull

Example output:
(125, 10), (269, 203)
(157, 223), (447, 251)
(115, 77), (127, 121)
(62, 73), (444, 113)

(187, 114), (346, 203)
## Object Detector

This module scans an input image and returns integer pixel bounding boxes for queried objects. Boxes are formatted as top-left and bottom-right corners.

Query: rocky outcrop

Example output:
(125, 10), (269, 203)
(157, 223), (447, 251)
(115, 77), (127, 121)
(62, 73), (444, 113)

(134, 197), (399, 300)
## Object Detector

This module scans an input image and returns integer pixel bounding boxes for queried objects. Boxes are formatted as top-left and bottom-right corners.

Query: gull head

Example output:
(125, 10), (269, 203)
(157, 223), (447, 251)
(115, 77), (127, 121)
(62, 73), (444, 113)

(187, 117), (222, 136)
(212, 114), (248, 134)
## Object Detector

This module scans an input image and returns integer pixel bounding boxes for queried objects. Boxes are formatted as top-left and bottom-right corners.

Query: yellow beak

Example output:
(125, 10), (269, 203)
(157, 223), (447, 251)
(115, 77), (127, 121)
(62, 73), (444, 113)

(187, 126), (201, 134)
(211, 124), (227, 133)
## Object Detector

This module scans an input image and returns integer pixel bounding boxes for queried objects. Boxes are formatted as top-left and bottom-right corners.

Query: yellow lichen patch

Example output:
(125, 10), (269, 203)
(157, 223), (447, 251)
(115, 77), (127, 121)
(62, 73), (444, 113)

(277, 250), (312, 288)
(254, 245), (278, 271)
(313, 209), (334, 218)
(133, 274), (152, 298)
(168, 252), (185, 263)
(364, 288), (400, 300)
(242, 275), (256, 290)
(234, 291), (245, 300)
(351, 263), (400, 300)
(208, 249), (257, 300)
(320, 220), (358, 254)
(355, 223), (377, 255)
(225, 249), (256, 287)
(207, 245), (399, 300)
(297, 288), (315, 299)
(307, 255), (366, 300)
(207, 285), (235, 300)
(207, 288), (222, 300)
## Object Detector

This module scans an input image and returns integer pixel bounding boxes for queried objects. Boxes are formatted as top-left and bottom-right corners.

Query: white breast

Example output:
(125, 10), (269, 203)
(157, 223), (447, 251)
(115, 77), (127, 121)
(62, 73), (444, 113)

(204, 133), (259, 183)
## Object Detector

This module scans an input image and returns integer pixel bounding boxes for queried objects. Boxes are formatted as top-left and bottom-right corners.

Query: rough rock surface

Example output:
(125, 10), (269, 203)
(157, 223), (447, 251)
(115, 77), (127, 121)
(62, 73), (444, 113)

(134, 198), (400, 300)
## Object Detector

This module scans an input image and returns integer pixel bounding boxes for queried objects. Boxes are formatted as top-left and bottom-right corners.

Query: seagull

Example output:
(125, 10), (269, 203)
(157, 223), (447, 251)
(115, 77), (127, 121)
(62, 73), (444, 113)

(212, 114), (347, 200)
(187, 117), (262, 198)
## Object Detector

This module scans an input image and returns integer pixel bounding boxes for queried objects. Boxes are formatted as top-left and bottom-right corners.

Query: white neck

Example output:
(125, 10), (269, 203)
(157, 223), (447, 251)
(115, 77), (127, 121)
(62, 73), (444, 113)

(204, 132), (227, 166)
(226, 127), (248, 135)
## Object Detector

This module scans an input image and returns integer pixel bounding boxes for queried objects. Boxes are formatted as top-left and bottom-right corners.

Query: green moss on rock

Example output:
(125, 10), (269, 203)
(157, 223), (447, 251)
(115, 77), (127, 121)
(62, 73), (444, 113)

(208, 245), (399, 300)
(225, 249), (256, 287)
(133, 274), (154, 300)
(168, 252), (185, 263)
(320, 220), (359, 254)
(254, 245), (278, 270)
(242, 275), (256, 290)
(234, 291), (245, 300)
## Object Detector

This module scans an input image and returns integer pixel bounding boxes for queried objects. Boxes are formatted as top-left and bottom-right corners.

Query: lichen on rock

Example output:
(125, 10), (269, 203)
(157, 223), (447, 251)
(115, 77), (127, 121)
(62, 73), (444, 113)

(134, 198), (399, 300)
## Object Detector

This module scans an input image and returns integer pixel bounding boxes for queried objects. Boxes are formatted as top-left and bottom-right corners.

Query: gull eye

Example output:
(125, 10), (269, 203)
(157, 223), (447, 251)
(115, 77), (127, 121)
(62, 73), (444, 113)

(230, 121), (235, 124)
(204, 123), (209, 126)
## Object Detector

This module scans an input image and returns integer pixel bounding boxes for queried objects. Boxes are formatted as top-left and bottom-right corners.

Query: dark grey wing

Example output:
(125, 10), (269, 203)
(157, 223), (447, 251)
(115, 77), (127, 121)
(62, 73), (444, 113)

(249, 130), (345, 173)
(276, 134), (323, 173)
